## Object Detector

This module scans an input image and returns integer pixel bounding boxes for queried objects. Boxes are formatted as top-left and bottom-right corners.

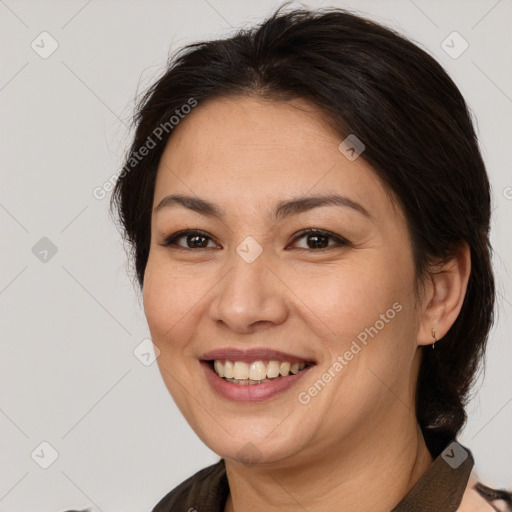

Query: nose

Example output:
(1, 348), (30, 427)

(208, 247), (289, 335)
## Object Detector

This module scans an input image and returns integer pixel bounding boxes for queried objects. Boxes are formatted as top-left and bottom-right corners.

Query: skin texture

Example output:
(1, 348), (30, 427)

(143, 96), (471, 512)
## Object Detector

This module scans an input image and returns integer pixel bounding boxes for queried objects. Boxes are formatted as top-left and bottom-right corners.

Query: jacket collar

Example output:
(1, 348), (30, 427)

(391, 441), (474, 511)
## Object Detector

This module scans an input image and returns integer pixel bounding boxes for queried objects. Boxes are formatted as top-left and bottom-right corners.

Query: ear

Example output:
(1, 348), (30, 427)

(417, 242), (471, 347)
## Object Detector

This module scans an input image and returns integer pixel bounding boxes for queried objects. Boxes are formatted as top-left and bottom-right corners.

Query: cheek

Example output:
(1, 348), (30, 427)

(293, 262), (398, 331)
(294, 260), (418, 414)
(142, 256), (220, 350)
(142, 258), (191, 340)
(291, 250), (417, 364)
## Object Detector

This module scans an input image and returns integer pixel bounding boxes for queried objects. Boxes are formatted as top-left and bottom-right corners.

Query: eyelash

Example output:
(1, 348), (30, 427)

(159, 228), (350, 252)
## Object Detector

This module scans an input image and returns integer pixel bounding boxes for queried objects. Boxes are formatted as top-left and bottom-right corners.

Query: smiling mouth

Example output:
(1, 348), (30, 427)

(205, 359), (315, 385)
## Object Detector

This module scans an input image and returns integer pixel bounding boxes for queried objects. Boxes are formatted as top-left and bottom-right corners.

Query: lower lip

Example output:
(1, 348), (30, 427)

(201, 361), (315, 402)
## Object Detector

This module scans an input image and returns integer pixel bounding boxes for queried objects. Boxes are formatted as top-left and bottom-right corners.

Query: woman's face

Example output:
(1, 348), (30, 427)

(143, 96), (425, 465)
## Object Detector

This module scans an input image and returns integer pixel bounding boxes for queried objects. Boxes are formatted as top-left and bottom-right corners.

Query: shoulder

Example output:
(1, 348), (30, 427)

(457, 472), (512, 512)
(151, 458), (229, 512)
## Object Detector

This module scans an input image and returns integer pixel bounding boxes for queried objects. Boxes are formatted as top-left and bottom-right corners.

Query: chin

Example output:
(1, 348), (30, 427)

(202, 426), (311, 466)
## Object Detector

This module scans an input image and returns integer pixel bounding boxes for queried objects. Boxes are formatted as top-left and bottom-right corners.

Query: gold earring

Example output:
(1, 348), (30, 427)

(432, 328), (437, 350)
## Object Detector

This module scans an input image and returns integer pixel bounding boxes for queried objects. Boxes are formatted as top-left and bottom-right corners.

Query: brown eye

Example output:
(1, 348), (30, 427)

(290, 229), (350, 251)
(159, 228), (350, 252)
(161, 230), (218, 250)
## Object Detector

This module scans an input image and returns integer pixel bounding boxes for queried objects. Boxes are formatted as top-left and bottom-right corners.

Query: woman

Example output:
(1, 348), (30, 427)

(109, 6), (511, 512)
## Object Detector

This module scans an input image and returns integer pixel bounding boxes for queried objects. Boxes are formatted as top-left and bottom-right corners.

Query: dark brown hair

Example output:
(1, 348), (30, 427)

(111, 6), (495, 456)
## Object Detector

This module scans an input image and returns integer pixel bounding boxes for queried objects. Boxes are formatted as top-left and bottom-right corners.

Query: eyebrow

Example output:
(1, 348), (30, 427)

(154, 193), (372, 221)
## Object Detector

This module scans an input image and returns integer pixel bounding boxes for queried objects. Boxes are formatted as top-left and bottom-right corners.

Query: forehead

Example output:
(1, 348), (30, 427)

(153, 96), (399, 223)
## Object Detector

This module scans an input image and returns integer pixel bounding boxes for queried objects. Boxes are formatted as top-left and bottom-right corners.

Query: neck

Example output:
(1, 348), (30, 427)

(223, 413), (433, 512)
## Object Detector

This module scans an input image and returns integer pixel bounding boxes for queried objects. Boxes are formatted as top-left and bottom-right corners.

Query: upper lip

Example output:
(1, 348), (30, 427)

(200, 348), (316, 364)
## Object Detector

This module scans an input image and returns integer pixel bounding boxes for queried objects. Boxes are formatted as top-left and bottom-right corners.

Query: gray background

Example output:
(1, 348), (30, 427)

(0, 0), (511, 510)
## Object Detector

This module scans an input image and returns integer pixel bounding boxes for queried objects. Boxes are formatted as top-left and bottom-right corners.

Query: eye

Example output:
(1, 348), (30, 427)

(160, 229), (219, 250)
(289, 228), (350, 251)
(160, 228), (350, 251)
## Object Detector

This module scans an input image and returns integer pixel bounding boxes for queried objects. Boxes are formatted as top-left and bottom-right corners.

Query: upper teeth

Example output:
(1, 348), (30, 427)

(213, 360), (307, 380)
